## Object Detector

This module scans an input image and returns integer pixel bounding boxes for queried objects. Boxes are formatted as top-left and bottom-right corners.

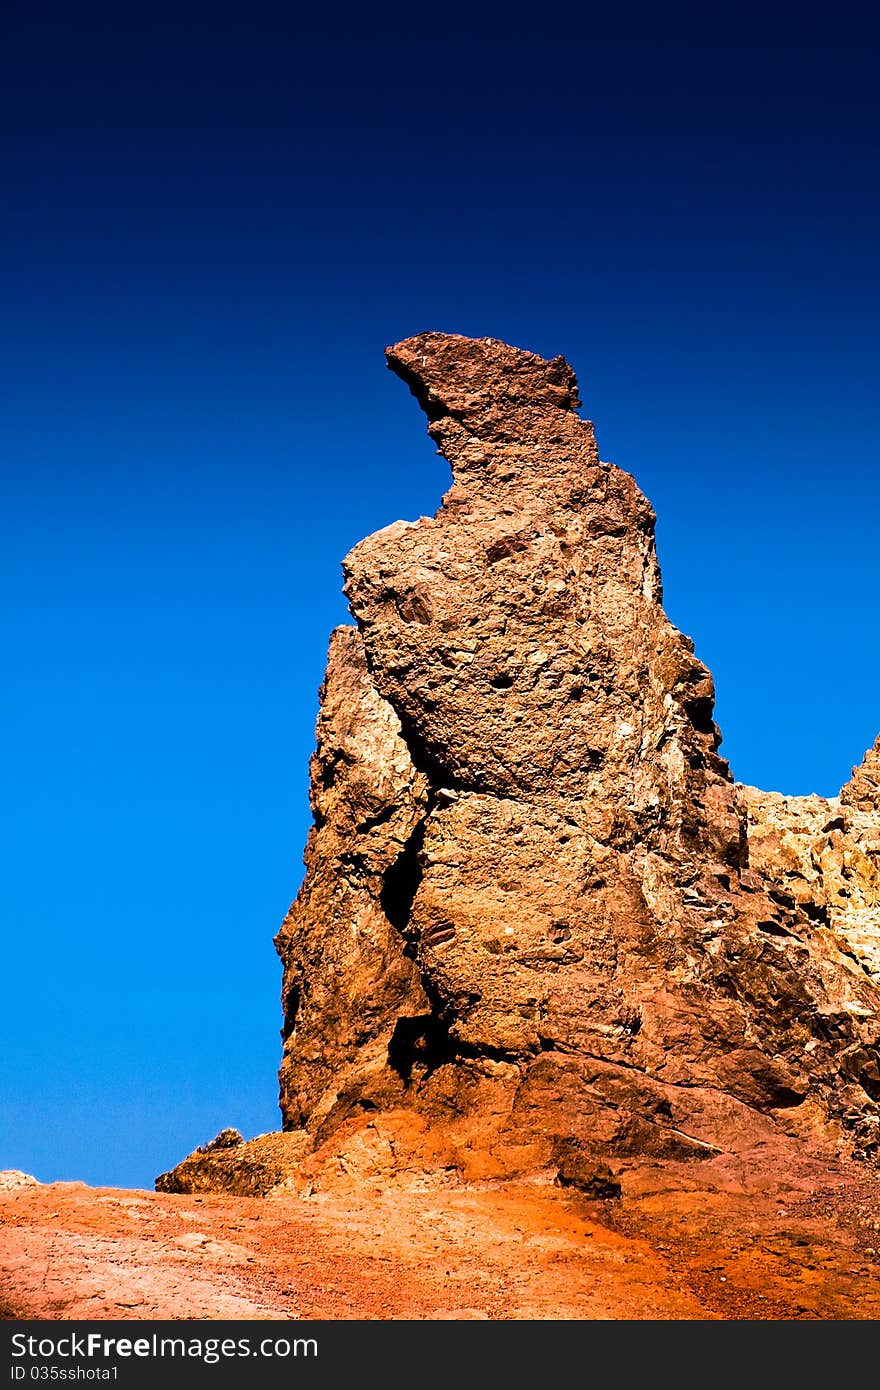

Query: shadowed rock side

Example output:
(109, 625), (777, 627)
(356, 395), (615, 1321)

(159, 333), (880, 1195)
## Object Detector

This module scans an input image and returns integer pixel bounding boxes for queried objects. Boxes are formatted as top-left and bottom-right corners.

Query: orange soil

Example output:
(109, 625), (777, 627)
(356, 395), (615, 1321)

(2, 1160), (879, 1321)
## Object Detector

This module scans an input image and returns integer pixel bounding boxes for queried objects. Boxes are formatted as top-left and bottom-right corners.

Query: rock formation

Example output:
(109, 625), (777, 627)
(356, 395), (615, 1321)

(159, 332), (880, 1195)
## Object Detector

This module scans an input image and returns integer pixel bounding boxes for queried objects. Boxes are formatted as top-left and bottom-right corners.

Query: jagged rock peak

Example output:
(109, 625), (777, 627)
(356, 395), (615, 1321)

(386, 332), (582, 425)
(384, 332), (599, 497)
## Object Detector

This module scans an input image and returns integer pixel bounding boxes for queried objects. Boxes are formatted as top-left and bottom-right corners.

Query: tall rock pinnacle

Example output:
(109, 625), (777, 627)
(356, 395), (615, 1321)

(267, 333), (880, 1179)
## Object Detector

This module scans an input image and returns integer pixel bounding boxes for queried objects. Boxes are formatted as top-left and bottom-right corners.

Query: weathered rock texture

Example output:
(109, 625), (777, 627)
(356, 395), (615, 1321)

(161, 333), (880, 1195)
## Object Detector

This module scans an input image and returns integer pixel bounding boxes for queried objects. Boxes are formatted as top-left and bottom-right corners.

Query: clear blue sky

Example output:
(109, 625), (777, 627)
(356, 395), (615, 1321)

(2, 4), (878, 1188)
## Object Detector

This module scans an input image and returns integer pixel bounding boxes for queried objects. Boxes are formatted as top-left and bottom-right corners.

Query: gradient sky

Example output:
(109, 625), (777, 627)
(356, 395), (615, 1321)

(2, 5), (878, 1188)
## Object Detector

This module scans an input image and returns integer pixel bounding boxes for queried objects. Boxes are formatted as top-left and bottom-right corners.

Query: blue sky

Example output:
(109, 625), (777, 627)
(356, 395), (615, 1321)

(2, 5), (878, 1187)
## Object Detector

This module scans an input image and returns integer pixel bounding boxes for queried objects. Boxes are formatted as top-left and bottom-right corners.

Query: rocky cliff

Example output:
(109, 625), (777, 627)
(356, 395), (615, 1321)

(159, 333), (880, 1195)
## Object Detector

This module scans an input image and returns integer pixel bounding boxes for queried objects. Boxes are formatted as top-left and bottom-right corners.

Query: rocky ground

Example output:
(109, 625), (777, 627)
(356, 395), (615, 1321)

(3, 1158), (879, 1321)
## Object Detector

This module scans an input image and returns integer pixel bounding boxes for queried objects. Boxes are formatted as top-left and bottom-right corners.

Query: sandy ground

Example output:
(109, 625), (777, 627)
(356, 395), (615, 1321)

(2, 1158), (880, 1321)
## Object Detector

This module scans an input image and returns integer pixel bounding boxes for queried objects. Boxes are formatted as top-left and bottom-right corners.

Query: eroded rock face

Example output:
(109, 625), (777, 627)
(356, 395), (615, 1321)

(267, 333), (880, 1179)
(276, 625), (430, 1135)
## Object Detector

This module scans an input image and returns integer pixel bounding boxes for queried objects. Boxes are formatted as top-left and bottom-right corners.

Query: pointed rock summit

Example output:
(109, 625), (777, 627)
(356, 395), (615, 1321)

(274, 330), (880, 1169)
(159, 333), (880, 1195)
